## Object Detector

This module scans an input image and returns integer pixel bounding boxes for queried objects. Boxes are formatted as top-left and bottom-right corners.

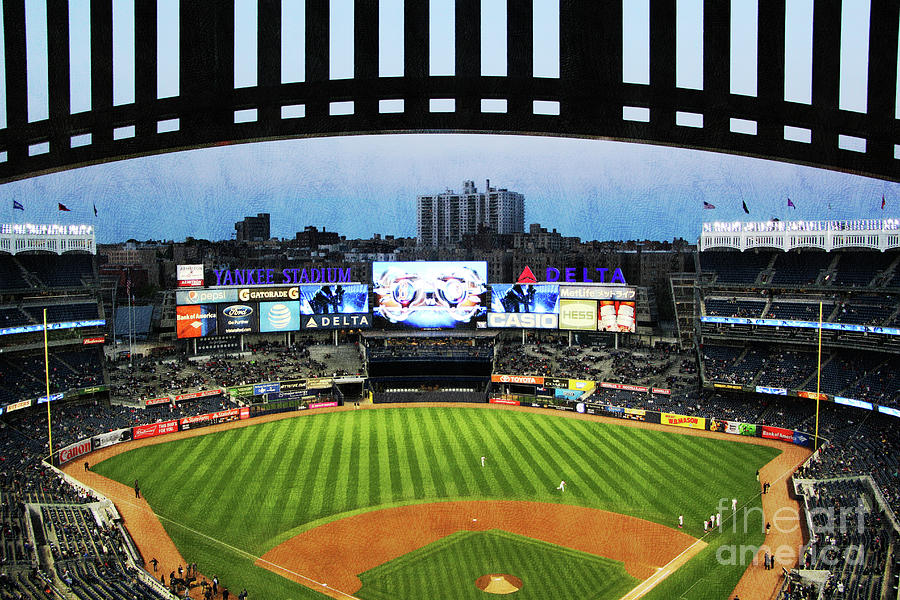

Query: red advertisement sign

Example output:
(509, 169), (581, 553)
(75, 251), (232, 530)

(145, 396), (171, 407)
(490, 398), (521, 405)
(798, 391), (828, 401)
(58, 440), (92, 464)
(600, 382), (649, 393)
(491, 374), (544, 386)
(308, 401), (339, 409)
(761, 426), (795, 442)
(239, 407), (250, 420)
(82, 336), (105, 345)
(174, 389), (223, 402)
(651, 388), (671, 395)
(180, 408), (239, 427)
(133, 420), (179, 440)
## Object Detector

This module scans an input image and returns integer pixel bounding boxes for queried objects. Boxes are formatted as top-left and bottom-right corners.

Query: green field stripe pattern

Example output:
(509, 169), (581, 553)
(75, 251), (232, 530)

(93, 407), (780, 600)
(357, 529), (639, 600)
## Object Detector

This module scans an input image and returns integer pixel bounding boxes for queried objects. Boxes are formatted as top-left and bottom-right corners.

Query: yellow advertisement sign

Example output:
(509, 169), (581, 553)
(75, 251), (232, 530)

(714, 383), (743, 390)
(661, 412), (706, 430)
(568, 379), (595, 392)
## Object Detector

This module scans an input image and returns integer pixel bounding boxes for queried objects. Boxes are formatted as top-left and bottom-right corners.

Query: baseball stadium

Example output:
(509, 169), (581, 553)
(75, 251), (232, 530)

(1, 3), (899, 600)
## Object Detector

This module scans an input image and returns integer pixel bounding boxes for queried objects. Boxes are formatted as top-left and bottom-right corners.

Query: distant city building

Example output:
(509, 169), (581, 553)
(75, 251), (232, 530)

(417, 180), (525, 247)
(234, 213), (270, 243)
(295, 226), (341, 249)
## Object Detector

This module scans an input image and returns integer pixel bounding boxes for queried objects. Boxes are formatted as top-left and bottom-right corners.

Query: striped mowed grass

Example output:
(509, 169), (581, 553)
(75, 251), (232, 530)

(93, 406), (778, 600)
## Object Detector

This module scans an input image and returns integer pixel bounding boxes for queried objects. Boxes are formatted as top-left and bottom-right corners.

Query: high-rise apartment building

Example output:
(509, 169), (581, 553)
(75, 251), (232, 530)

(417, 180), (524, 247)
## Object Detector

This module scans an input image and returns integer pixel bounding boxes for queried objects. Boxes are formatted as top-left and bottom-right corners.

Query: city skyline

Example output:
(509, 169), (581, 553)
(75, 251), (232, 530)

(2, 132), (898, 246)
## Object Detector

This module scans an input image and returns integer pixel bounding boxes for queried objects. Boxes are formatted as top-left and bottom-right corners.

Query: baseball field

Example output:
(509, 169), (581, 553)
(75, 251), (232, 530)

(89, 405), (783, 600)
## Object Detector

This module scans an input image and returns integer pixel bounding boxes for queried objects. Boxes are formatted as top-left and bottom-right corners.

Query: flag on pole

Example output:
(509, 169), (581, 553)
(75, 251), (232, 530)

(882, 195), (886, 210)
(58, 202), (71, 212)
(787, 198), (796, 209)
(93, 203), (98, 217)
(742, 200), (750, 214)
(703, 201), (716, 210)
(12, 200), (24, 211)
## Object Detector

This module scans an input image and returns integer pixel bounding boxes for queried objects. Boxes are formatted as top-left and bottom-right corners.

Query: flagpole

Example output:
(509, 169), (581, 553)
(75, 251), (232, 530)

(43, 309), (54, 462)
(814, 301), (823, 449)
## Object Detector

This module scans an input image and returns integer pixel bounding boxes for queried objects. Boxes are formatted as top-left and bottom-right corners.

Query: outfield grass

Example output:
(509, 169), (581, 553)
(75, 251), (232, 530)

(93, 406), (779, 600)
(356, 529), (638, 600)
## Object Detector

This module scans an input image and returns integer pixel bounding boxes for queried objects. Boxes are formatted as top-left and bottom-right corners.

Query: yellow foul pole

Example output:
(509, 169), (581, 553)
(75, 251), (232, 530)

(814, 301), (823, 449)
(43, 308), (53, 461)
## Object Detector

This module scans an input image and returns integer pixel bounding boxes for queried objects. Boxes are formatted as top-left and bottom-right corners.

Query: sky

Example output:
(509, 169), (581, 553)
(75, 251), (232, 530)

(1, 0), (898, 244)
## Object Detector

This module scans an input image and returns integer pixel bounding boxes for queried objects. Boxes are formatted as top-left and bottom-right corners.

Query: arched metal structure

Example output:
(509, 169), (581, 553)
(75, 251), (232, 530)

(0, 1), (897, 183)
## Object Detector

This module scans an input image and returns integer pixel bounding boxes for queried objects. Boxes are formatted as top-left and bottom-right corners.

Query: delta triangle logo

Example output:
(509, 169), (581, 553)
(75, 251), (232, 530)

(305, 317), (317, 328)
(516, 266), (537, 284)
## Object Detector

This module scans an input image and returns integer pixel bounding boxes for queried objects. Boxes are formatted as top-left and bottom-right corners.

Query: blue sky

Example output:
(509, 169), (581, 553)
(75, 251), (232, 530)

(1, 0), (898, 243)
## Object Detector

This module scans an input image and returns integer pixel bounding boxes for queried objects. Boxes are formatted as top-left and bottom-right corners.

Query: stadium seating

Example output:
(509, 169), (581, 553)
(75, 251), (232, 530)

(769, 251), (832, 286)
(0, 256), (31, 291)
(700, 251), (772, 284)
(15, 254), (94, 288)
(704, 298), (766, 318)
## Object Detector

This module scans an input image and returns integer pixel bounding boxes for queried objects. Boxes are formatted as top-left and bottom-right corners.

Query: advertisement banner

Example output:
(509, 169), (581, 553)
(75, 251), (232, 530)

(217, 303), (258, 335)
(651, 388), (671, 395)
(486, 312), (559, 329)
(240, 407), (250, 419)
(91, 428), (132, 450)
(308, 401), (339, 409)
(176, 264), (205, 287)
(176, 305), (217, 339)
(133, 420), (179, 440)
(174, 389), (223, 402)
(259, 301), (301, 332)
(623, 408), (648, 421)
(490, 283), (560, 315)
(490, 398), (521, 406)
(280, 379), (307, 391)
(761, 426), (795, 442)
(82, 336), (105, 345)
(180, 408), (241, 430)
(597, 300), (636, 333)
(145, 396), (171, 406)
(543, 377), (569, 389)
(554, 388), (584, 400)
(713, 383), (744, 390)
(238, 287), (300, 302)
(661, 413), (706, 429)
(798, 391), (828, 401)
(58, 440), (92, 464)
(227, 385), (254, 398)
(176, 288), (239, 305)
(558, 299), (598, 331)
(491, 374), (544, 386)
(834, 397), (874, 410)
(792, 431), (812, 447)
(708, 419), (756, 436)
(600, 382), (648, 393)
(307, 377), (334, 389)
(559, 285), (635, 300)
(568, 379), (595, 392)
(372, 261), (488, 330)
(299, 283), (369, 315)
(756, 386), (788, 395)
(253, 382), (280, 396)
(302, 313), (372, 330)
(878, 406), (900, 418)
(5, 399), (32, 413)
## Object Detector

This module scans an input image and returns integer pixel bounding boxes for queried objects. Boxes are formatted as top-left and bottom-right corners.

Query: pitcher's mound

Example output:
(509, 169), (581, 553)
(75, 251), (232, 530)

(475, 574), (523, 594)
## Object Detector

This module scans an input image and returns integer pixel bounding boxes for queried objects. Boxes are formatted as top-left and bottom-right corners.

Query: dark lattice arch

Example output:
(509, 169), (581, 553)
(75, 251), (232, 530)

(0, 1), (897, 183)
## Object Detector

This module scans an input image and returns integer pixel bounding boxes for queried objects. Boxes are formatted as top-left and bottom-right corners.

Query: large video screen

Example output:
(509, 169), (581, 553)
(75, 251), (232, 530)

(372, 261), (488, 329)
(599, 300), (636, 333)
(488, 283), (559, 329)
(299, 284), (369, 315)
